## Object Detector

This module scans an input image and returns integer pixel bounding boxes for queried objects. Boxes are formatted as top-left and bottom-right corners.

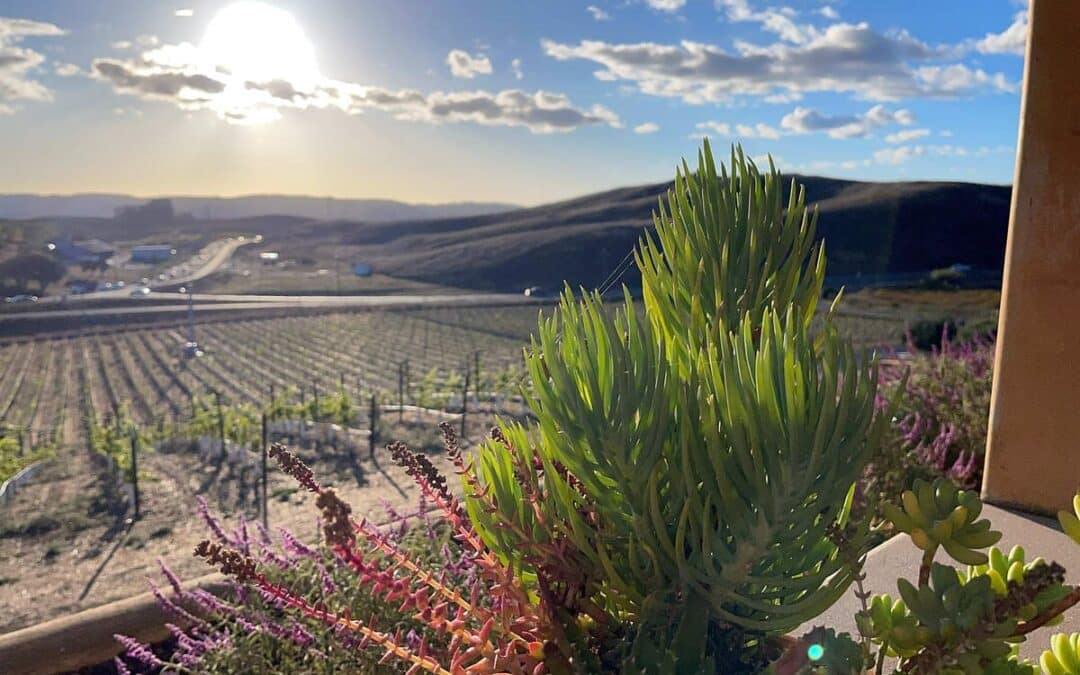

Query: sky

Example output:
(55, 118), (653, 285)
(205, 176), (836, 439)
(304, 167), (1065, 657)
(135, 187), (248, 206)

(0, 1), (1028, 205)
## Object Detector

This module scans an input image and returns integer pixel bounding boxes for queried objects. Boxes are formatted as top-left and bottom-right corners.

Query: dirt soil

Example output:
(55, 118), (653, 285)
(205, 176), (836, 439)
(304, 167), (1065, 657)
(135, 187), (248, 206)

(0, 407), (514, 636)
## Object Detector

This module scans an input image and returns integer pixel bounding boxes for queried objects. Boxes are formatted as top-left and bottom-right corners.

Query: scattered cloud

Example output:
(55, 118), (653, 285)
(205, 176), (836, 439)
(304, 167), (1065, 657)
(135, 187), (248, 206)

(111, 40), (132, 50)
(735, 122), (781, 139)
(586, 5), (612, 21)
(634, 121), (659, 134)
(0, 17), (66, 112)
(716, 0), (816, 45)
(817, 6), (840, 20)
(175, 9), (194, 18)
(873, 145), (924, 165)
(871, 142), (1003, 165)
(645, 0), (687, 11)
(90, 40), (620, 132)
(542, 22), (1017, 104)
(884, 128), (931, 144)
(975, 10), (1027, 55)
(53, 62), (82, 77)
(446, 50), (493, 79)
(511, 58), (523, 80)
(692, 121), (731, 138)
(780, 104), (914, 138)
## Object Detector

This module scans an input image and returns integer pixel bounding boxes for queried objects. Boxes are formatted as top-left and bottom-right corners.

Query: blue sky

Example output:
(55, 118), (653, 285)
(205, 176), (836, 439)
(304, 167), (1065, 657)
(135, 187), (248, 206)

(0, 1), (1027, 204)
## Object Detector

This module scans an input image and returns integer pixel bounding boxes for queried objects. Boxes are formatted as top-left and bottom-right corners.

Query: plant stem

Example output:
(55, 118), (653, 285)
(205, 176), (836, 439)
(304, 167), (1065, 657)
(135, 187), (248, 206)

(875, 640), (888, 675)
(918, 547), (936, 587)
(1013, 586), (1080, 636)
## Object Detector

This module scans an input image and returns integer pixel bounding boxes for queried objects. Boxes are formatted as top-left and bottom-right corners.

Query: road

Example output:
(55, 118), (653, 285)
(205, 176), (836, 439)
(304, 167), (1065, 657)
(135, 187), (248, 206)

(0, 293), (540, 328)
(41, 237), (253, 304)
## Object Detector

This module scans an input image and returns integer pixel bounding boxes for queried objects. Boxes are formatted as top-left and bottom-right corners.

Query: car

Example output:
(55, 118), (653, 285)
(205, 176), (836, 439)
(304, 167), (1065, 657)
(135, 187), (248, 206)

(523, 286), (543, 297)
(4, 294), (38, 304)
(130, 286), (151, 297)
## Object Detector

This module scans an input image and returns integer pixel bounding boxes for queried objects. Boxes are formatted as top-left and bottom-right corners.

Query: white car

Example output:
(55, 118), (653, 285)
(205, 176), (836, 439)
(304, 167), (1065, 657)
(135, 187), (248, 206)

(130, 286), (151, 297)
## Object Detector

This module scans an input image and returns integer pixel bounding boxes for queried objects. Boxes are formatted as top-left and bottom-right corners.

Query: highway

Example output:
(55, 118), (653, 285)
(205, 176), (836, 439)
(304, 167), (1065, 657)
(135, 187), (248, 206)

(63, 237), (253, 302)
(0, 292), (540, 329)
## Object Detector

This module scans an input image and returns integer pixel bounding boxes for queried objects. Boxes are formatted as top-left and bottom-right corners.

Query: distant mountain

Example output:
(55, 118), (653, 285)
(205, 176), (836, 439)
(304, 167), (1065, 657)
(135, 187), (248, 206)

(0, 193), (519, 222)
(331, 175), (1011, 292)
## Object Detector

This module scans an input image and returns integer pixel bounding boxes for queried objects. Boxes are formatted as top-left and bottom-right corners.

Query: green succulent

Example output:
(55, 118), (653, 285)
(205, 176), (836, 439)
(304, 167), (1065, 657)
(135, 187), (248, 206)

(856, 594), (929, 659)
(1041, 633), (1080, 674)
(1057, 493), (1080, 546)
(882, 477), (1002, 566)
(467, 141), (888, 672)
(963, 546), (1070, 627)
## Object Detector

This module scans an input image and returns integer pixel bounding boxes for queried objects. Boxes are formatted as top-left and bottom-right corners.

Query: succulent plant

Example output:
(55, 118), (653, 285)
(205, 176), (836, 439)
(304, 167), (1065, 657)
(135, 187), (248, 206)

(1041, 633), (1080, 674)
(883, 477), (1002, 571)
(848, 479), (1080, 675)
(467, 141), (888, 670)
(1058, 492), (1080, 546)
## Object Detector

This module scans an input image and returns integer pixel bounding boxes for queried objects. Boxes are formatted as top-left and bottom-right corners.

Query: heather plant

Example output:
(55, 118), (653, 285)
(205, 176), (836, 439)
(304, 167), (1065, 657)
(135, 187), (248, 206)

(116, 495), (470, 674)
(466, 142), (889, 672)
(170, 434), (566, 674)
(868, 327), (994, 505)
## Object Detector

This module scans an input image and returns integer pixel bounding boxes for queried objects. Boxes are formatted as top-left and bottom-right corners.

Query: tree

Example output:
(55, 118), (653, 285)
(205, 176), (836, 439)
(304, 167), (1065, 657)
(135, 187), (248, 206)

(0, 253), (66, 292)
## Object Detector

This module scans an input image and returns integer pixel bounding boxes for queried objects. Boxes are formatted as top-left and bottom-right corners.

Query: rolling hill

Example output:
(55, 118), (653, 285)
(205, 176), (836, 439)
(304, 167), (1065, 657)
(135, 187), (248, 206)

(333, 176), (1011, 292)
(0, 193), (518, 222)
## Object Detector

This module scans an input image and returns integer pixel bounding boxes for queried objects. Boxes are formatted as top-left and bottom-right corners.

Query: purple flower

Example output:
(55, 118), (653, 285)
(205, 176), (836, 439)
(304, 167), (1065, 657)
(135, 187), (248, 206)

(114, 634), (163, 668)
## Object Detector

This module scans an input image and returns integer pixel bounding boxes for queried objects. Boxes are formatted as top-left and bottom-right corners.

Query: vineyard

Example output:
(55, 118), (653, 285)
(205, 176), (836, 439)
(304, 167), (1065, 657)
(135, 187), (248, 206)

(0, 291), (998, 634)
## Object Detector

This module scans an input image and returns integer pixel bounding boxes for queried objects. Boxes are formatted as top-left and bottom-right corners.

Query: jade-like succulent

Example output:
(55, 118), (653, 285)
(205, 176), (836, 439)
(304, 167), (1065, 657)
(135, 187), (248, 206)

(1058, 492), (1080, 547)
(882, 477), (1002, 566)
(850, 480), (1080, 674)
(1041, 633), (1080, 674)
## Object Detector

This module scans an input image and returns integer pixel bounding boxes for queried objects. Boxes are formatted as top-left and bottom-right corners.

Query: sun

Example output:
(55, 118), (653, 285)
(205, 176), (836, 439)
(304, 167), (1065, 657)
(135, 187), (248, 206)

(201, 2), (320, 86)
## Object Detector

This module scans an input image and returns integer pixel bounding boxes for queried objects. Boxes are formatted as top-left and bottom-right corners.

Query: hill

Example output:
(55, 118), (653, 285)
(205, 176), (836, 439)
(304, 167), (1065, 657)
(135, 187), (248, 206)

(333, 176), (1011, 292)
(0, 193), (518, 222)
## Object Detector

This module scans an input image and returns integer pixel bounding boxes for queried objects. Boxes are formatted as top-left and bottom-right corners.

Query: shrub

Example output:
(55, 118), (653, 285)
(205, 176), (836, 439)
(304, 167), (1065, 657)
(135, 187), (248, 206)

(869, 329), (994, 504)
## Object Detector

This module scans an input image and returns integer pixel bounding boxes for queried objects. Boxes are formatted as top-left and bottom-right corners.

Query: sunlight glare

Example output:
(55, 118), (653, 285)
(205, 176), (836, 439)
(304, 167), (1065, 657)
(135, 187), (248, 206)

(202, 2), (320, 86)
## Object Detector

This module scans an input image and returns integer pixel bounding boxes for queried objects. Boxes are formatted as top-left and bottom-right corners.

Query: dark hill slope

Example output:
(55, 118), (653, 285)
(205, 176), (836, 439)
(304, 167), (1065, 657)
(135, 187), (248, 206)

(342, 177), (1010, 291)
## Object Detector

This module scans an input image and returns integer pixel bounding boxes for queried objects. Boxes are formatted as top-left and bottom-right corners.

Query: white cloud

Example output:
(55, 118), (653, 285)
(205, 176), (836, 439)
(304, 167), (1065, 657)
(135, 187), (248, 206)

(914, 63), (1018, 95)
(446, 50), (492, 79)
(542, 23), (1016, 105)
(716, 0), (816, 45)
(634, 121), (659, 134)
(975, 11), (1027, 56)
(694, 121), (731, 137)
(111, 40), (132, 50)
(0, 17), (66, 110)
(735, 122), (781, 139)
(175, 9), (194, 18)
(90, 41), (620, 133)
(872, 143), (985, 165)
(873, 145), (924, 165)
(764, 91), (801, 104)
(511, 58), (523, 80)
(780, 104), (914, 138)
(586, 5), (612, 21)
(54, 62), (82, 77)
(645, 0), (687, 11)
(884, 128), (930, 144)
(817, 6), (840, 20)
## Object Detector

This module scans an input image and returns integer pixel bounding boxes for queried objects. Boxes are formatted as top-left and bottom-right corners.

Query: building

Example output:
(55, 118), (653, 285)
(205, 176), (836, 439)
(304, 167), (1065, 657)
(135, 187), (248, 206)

(49, 239), (114, 265)
(130, 245), (176, 264)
